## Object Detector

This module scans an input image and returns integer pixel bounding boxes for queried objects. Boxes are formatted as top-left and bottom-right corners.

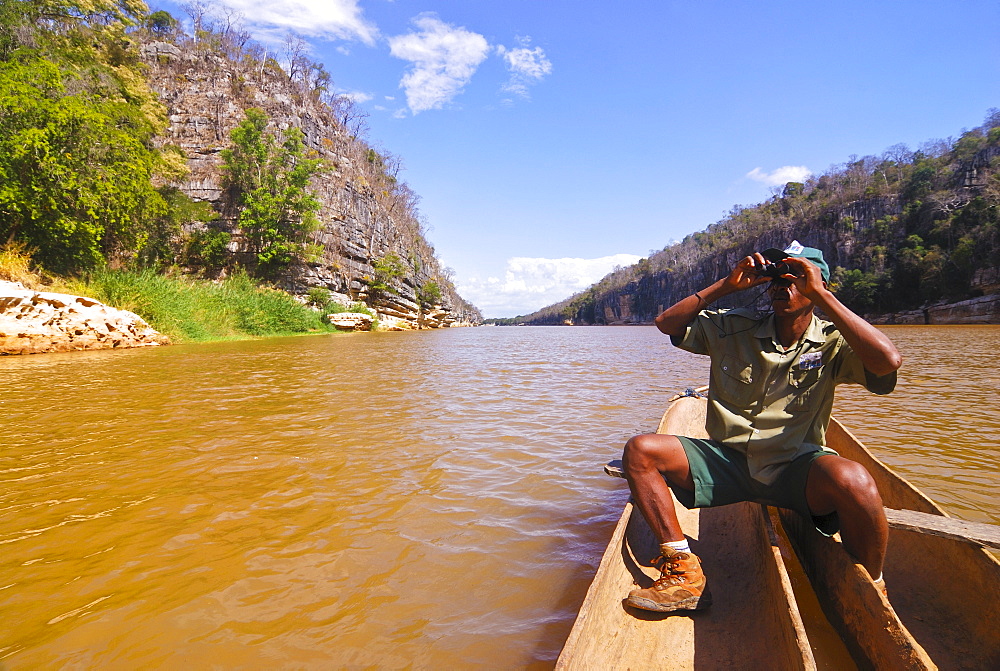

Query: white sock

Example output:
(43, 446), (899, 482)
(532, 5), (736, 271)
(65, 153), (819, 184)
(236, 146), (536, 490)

(661, 540), (690, 555)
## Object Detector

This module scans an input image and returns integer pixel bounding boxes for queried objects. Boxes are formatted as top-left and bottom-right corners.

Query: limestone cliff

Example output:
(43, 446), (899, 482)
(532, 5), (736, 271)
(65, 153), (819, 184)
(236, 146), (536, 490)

(141, 39), (480, 328)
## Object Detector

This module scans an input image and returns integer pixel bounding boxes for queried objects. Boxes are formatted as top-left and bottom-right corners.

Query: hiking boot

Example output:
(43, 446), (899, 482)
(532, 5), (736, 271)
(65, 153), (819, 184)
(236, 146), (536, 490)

(626, 548), (711, 612)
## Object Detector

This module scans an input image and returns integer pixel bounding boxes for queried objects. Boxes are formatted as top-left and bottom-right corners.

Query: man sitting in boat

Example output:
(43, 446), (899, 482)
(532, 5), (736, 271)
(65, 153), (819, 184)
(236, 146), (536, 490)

(621, 242), (902, 612)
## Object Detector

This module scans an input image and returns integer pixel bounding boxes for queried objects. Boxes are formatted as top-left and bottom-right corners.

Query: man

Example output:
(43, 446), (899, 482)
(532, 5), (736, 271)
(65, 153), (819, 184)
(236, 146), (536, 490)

(622, 242), (902, 613)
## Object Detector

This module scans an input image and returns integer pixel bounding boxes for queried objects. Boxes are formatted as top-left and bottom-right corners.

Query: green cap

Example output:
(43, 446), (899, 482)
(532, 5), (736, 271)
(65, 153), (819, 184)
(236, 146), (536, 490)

(761, 240), (830, 282)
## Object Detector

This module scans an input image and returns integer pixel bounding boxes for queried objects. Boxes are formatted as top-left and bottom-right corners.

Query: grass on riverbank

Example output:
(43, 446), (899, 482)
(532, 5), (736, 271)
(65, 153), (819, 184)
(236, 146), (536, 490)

(1, 244), (371, 342)
(76, 269), (335, 342)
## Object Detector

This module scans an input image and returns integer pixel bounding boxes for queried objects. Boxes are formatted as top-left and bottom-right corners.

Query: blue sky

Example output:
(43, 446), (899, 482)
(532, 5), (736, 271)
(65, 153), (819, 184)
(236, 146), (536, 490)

(152, 1), (1000, 317)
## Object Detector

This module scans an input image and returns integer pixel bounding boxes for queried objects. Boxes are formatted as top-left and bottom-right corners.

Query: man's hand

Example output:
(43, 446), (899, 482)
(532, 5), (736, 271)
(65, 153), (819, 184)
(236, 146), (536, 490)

(782, 256), (828, 300)
(726, 253), (774, 293)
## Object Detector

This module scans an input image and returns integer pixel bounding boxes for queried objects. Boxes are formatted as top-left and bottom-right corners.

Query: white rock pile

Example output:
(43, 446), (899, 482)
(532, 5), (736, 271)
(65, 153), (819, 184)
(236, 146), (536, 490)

(0, 281), (169, 355)
(327, 312), (374, 331)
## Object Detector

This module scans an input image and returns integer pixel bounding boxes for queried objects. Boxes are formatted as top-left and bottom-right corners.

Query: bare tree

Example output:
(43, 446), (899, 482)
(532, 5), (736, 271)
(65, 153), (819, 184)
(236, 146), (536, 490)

(181, 1), (213, 42)
(283, 34), (310, 84)
(218, 7), (251, 55)
(882, 143), (913, 185)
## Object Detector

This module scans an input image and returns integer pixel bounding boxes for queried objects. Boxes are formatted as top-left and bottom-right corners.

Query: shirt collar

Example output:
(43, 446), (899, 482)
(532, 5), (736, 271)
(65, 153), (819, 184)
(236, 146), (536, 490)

(754, 312), (826, 349)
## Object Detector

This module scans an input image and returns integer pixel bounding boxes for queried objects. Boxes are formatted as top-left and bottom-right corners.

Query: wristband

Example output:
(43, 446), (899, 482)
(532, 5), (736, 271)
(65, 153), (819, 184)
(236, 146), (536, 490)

(694, 291), (706, 306)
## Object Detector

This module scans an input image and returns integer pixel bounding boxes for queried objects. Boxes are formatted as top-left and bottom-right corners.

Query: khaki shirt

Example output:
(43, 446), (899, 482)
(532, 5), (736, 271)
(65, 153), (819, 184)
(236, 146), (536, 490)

(672, 308), (896, 485)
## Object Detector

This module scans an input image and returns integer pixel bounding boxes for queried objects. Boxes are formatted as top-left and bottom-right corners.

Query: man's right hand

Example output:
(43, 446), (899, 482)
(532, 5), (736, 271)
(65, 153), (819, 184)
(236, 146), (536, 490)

(654, 253), (770, 337)
(725, 254), (773, 293)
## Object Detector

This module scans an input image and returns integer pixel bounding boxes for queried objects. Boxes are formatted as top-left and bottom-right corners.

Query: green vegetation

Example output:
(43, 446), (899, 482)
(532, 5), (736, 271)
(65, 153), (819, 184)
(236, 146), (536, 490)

(0, 0), (183, 275)
(416, 279), (442, 309)
(368, 253), (406, 301)
(221, 108), (325, 276)
(306, 286), (332, 307)
(84, 268), (330, 341)
(1, 244), (335, 341)
(0, 2), (340, 342)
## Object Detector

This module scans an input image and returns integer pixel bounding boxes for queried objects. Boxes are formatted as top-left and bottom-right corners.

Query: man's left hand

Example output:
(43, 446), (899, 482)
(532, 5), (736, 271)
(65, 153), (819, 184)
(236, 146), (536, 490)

(782, 257), (826, 299)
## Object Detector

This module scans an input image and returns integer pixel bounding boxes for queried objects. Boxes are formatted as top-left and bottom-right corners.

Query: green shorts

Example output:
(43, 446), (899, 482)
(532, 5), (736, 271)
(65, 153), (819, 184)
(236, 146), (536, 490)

(671, 436), (840, 536)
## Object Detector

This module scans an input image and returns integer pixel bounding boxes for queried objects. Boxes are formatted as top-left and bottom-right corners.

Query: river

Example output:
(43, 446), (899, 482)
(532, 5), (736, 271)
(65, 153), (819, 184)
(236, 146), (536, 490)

(2, 325), (997, 668)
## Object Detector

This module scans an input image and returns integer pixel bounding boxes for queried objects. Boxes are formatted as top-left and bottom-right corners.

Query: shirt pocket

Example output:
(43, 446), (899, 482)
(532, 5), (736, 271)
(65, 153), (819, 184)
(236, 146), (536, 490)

(786, 364), (824, 413)
(716, 354), (755, 406)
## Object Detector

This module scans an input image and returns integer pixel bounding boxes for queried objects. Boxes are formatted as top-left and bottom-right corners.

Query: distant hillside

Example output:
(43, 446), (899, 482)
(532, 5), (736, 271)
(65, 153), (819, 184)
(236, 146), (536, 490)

(499, 111), (1000, 326)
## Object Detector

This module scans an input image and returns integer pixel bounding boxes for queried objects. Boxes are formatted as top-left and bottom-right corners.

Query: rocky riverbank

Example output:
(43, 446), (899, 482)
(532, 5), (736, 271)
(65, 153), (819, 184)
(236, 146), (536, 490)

(0, 281), (169, 355)
(868, 294), (1000, 325)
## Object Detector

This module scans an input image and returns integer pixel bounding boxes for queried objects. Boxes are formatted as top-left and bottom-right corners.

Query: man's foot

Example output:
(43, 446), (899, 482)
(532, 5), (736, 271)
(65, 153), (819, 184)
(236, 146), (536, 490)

(626, 548), (711, 612)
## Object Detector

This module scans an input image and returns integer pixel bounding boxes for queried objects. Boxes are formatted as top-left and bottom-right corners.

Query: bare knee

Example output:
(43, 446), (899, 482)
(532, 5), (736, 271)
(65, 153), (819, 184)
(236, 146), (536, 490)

(622, 434), (659, 470)
(836, 462), (882, 508)
(809, 457), (882, 514)
(622, 434), (690, 486)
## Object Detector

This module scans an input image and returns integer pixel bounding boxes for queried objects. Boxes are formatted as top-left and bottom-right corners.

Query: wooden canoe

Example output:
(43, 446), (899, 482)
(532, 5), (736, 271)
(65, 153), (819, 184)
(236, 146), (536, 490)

(557, 394), (1000, 670)
(555, 395), (817, 670)
(777, 416), (1000, 670)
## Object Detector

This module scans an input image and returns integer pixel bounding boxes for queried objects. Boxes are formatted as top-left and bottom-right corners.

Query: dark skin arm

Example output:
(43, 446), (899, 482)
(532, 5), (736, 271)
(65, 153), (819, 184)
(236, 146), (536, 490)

(653, 253), (771, 337)
(783, 257), (902, 377)
(654, 254), (902, 377)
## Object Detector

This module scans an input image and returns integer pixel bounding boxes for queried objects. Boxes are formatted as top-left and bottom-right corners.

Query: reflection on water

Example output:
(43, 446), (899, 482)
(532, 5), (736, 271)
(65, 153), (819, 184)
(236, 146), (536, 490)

(1, 325), (996, 667)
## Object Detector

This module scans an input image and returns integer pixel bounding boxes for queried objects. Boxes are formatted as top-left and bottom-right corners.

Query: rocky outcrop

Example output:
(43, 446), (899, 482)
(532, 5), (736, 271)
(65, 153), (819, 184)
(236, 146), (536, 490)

(327, 312), (373, 331)
(0, 282), (169, 355)
(142, 39), (481, 328)
(871, 294), (1000, 325)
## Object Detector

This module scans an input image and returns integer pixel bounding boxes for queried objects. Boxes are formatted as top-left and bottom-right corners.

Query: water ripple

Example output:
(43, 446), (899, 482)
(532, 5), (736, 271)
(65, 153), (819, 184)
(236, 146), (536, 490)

(1, 325), (995, 667)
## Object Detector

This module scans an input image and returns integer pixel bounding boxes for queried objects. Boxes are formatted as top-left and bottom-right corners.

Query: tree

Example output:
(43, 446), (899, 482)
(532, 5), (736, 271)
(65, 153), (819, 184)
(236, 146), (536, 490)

(782, 182), (804, 198)
(831, 267), (878, 313)
(368, 253), (405, 303)
(416, 279), (442, 309)
(146, 10), (179, 37)
(221, 108), (324, 275)
(0, 1), (174, 274)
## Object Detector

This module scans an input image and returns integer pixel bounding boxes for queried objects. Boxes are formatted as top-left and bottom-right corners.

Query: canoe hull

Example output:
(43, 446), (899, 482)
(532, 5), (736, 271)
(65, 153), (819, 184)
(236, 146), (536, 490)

(779, 418), (1000, 671)
(556, 396), (815, 670)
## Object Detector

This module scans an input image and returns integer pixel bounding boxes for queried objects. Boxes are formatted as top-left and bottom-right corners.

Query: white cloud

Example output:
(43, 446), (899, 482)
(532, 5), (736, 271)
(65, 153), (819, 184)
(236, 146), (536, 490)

(388, 14), (491, 113)
(458, 254), (643, 318)
(338, 90), (373, 104)
(497, 38), (552, 98)
(210, 0), (378, 44)
(746, 165), (812, 186)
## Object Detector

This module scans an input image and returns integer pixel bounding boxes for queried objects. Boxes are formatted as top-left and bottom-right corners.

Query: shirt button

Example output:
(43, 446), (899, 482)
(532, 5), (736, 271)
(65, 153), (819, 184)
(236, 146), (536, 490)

(754, 428), (760, 433)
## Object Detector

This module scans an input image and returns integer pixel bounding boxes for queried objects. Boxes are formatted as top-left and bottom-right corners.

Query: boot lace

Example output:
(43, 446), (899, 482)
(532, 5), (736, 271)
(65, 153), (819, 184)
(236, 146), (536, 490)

(652, 553), (691, 586)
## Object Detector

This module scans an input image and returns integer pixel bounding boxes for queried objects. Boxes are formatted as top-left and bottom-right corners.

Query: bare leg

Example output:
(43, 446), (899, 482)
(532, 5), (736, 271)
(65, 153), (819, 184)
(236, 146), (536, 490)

(621, 433), (696, 544)
(805, 455), (888, 578)
(622, 434), (711, 612)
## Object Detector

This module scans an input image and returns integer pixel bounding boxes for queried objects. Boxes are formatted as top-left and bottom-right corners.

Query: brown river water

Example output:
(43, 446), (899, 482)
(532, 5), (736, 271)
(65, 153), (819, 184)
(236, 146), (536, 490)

(2, 325), (998, 668)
